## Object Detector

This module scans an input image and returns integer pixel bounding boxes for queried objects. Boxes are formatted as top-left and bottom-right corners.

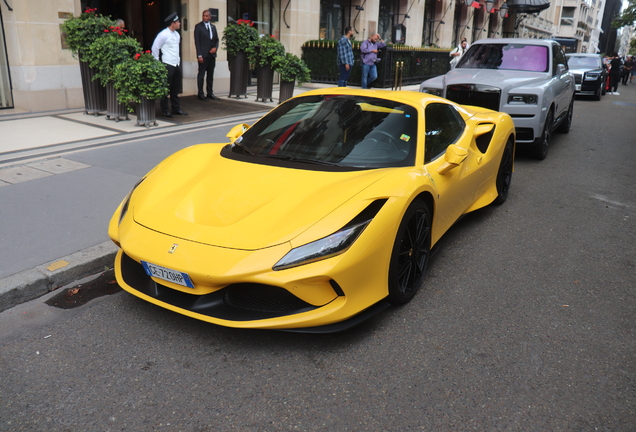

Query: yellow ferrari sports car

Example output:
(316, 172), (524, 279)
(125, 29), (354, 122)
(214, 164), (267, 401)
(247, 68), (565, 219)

(108, 88), (515, 332)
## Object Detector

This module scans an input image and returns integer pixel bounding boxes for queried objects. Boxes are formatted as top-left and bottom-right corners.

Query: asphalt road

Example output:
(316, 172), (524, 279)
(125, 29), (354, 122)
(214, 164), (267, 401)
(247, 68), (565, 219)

(1, 88), (635, 431)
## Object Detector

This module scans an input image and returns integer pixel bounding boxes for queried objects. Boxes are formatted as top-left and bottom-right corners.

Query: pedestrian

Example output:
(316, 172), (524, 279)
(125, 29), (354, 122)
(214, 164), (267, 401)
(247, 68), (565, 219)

(194, 9), (219, 101)
(622, 55), (633, 85)
(152, 12), (188, 117)
(337, 26), (354, 87)
(115, 18), (125, 29)
(608, 52), (622, 95)
(360, 33), (386, 89)
(449, 38), (468, 69)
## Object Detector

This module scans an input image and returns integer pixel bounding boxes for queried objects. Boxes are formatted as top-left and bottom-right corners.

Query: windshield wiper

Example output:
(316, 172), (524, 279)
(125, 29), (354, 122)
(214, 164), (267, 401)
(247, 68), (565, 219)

(258, 154), (341, 166)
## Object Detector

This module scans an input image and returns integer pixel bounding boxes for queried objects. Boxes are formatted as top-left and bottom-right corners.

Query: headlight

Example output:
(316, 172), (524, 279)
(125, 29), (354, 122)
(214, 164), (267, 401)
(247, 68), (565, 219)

(584, 72), (600, 80)
(423, 88), (443, 97)
(119, 177), (145, 225)
(273, 220), (371, 271)
(507, 94), (538, 104)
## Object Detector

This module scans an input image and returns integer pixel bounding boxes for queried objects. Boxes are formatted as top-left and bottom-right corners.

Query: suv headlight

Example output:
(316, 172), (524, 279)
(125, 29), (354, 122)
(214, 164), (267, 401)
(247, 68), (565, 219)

(422, 88), (443, 97)
(507, 94), (538, 104)
(584, 72), (600, 80)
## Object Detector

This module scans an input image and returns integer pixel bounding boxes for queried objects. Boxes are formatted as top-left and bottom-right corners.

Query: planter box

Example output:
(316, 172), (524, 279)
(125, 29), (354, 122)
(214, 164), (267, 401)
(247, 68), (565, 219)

(228, 52), (249, 99)
(279, 80), (295, 104)
(105, 82), (129, 122)
(78, 58), (106, 116)
(136, 97), (158, 128)
(255, 65), (274, 102)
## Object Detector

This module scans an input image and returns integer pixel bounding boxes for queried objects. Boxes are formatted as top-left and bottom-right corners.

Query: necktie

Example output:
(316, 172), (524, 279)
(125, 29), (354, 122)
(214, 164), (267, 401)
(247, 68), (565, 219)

(206, 23), (212, 39)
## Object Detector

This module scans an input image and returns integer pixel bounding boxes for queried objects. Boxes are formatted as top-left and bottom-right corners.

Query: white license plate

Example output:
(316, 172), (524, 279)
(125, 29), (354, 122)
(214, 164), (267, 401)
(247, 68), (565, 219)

(575, 84), (581, 91)
(141, 261), (194, 288)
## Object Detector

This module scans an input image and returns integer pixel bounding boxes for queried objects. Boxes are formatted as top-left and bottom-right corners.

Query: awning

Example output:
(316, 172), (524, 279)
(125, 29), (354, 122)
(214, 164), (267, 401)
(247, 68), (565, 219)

(505, 0), (551, 14)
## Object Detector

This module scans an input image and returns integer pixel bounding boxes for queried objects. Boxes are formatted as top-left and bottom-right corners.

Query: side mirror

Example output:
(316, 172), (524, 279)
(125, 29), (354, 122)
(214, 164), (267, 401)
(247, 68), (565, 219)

(556, 64), (566, 76)
(226, 123), (250, 143)
(437, 144), (468, 175)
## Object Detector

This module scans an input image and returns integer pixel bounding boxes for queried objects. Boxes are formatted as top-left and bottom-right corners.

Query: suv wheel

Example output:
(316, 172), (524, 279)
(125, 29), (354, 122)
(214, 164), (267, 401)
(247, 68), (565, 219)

(533, 108), (553, 160)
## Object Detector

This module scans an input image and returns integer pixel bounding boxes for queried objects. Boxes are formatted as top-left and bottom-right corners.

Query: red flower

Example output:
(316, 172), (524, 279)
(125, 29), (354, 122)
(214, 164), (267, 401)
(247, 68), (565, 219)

(134, 53), (141, 60)
(104, 29), (109, 32)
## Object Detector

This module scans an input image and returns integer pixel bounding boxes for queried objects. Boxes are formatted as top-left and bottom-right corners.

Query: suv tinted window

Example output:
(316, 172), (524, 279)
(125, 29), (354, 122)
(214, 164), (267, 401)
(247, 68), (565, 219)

(425, 103), (465, 163)
(457, 43), (549, 72)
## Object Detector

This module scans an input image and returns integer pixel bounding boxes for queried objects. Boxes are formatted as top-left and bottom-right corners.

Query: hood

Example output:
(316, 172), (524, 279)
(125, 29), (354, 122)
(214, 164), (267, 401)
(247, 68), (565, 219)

(443, 68), (550, 89)
(133, 145), (391, 250)
(569, 67), (602, 75)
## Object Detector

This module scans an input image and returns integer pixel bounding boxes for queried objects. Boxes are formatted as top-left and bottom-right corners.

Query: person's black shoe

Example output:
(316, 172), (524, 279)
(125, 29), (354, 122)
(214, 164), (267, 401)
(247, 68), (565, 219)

(162, 111), (173, 118)
(206, 94), (218, 100)
(174, 110), (188, 115)
(198, 95), (209, 101)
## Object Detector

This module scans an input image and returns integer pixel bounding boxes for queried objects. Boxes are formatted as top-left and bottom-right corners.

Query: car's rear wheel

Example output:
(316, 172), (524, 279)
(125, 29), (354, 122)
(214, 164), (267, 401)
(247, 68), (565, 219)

(533, 108), (553, 160)
(387, 200), (431, 305)
(492, 137), (514, 206)
(557, 99), (573, 134)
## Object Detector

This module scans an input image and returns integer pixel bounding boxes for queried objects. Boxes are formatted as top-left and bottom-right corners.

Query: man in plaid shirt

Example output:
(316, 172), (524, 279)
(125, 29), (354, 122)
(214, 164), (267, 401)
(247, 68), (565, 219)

(337, 26), (355, 87)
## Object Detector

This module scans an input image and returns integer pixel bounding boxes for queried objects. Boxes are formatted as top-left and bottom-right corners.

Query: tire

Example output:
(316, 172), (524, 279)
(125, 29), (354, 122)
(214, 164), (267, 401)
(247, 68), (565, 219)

(387, 200), (432, 305)
(533, 108), (553, 160)
(557, 99), (573, 134)
(492, 137), (514, 206)
(594, 83), (602, 101)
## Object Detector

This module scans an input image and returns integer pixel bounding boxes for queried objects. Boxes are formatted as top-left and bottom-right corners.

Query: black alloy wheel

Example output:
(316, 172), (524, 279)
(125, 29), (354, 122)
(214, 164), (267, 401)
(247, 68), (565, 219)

(492, 137), (514, 205)
(534, 108), (553, 160)
(557, 99), (574, 134)
(388, 200), (432, 305)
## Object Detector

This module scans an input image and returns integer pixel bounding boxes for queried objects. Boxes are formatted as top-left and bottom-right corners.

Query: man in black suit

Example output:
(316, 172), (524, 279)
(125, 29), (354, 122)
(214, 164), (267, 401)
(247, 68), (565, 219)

(194, 9), (219, 101)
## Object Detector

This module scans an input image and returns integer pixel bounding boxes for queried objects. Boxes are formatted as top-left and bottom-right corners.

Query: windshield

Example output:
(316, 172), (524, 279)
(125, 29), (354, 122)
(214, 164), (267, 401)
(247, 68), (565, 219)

(457, 43), (549, 72)
(567, 56), (601, 69)
(233, 95), (418, 169)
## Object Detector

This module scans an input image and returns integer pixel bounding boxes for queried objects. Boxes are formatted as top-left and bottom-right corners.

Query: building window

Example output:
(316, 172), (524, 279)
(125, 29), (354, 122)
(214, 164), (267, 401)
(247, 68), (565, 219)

(378, 0), (397, 42)
(319, 0), (342, 39)
(0, 12), (13, 109)
(228, 0), (281, 39)
(561, 7), (575, 26)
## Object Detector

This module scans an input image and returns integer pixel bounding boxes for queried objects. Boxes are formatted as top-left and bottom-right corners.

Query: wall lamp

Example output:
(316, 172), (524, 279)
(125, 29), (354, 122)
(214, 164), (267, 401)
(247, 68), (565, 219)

(485, 0), (495, 12)
(499, 2), (509, 18)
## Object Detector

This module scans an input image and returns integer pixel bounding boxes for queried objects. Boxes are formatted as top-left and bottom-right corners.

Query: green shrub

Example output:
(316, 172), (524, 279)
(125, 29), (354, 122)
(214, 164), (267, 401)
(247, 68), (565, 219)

(86, 27), (142, 86)
(113, 52), (169, 110)
(273, 53), (311, 85)
(61, 7), (116, 59)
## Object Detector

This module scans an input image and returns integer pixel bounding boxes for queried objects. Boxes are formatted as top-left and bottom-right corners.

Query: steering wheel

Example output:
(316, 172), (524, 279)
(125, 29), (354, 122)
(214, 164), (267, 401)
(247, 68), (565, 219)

(368, 130), (402, 152)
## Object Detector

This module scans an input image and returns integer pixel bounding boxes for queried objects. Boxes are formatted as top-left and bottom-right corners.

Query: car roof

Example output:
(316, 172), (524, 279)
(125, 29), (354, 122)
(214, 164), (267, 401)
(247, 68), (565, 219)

(470, 38), (557, 46)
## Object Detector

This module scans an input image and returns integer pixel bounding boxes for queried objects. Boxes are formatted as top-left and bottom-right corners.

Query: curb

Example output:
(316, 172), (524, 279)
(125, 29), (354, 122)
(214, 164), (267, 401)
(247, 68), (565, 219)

(0, 241), (118, 312)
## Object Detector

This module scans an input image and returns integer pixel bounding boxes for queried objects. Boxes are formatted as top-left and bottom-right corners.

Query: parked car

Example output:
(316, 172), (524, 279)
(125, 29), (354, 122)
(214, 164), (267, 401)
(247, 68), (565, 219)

(566, 53), (607, 100)
(420, 38), (575, 160)
(109, 88), (516, 332)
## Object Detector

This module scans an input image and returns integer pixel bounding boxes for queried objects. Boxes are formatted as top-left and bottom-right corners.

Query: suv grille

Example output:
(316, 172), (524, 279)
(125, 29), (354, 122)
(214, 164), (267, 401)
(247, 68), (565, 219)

(573, 73), (582, 84)
(446, 84), (501, 112)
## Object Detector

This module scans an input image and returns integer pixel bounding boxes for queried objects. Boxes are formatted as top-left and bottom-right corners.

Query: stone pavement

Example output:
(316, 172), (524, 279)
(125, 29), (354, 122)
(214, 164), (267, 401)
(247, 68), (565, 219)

(0, 83), (421, 312)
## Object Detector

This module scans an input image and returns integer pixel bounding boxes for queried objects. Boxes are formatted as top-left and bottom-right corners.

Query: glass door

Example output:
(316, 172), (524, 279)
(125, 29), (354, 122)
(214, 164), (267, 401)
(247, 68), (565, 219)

(0, 10), (14, 109)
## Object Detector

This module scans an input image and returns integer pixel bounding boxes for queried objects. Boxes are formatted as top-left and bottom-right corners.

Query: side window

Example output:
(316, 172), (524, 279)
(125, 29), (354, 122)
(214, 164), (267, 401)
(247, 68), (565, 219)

(552, 44), (567, 74)
(424, 103), (466, 163)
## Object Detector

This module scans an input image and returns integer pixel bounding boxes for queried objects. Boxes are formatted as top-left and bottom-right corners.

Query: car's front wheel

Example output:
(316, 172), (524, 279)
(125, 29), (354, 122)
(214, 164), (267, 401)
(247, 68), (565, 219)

(594, 82), (603, 100)
(387, 200), (431, 305)
(533, 108), (553, 160)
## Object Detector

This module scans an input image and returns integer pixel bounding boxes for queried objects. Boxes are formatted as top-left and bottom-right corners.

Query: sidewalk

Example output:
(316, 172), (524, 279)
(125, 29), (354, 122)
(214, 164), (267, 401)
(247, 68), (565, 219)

(0, 82), (422, 312)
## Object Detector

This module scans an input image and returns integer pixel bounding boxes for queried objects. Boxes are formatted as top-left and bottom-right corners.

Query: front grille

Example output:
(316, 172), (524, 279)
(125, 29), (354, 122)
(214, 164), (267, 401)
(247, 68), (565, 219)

(573, 73), (582, 84)
(446, 84), (501, 111)
(225, 284), (314, 313)
(119, 252), (317, 321)
(515, 127), (534, 142)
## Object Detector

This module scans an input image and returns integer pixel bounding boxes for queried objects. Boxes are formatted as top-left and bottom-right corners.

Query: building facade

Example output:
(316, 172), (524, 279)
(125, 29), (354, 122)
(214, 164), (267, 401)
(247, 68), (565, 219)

(0, 0), (616, 115)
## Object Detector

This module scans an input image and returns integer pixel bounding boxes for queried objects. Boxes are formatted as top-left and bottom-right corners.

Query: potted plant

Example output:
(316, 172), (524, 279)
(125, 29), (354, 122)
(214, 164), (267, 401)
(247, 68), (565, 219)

(273, 53), (311, 103)
(86, 26), (142, 121)
(113, 51), (169, 127)
(61, 8), (115, 115)
(222, 19), (259, 98)
(247, 35), (286, 102)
